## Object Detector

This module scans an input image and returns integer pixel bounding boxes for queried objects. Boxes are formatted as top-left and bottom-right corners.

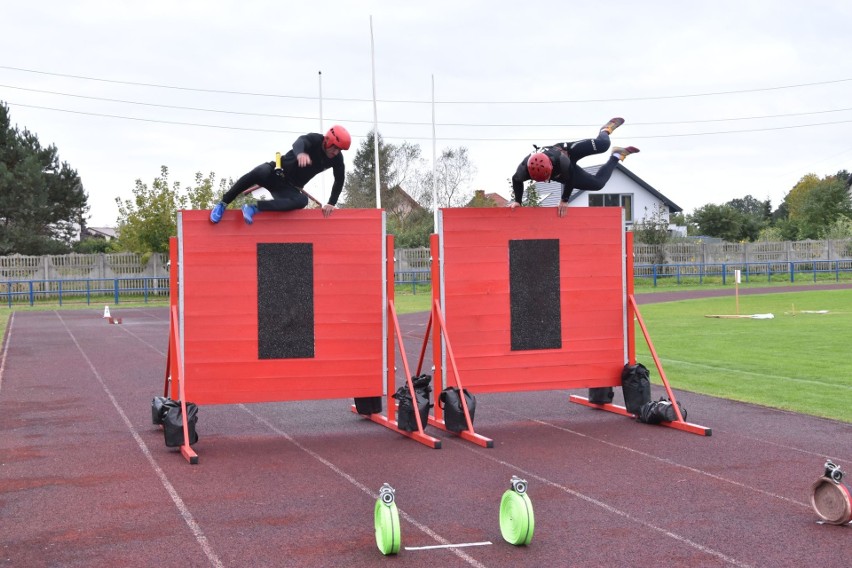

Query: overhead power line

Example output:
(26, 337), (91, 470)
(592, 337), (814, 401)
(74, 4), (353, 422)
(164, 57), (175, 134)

(1, 64), (851, 104)
(7, 101), (852, 142)
(3, 83), (852, 129)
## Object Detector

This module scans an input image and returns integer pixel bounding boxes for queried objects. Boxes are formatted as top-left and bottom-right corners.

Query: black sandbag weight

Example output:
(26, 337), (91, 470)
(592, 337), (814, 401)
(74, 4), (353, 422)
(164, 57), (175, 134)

(392, 375), (433, 432)
(621, 363), (651, 415)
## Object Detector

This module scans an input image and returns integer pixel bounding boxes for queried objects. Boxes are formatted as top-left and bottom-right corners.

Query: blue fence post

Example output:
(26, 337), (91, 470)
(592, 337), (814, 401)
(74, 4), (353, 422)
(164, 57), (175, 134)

(653, 264), (658, 287)
(114, 279), (120, 304)
(28, 281), (34, 306)
(5, 282), (10, 308)
(789, 262), (794, 283)
(722, 264), (727, 285)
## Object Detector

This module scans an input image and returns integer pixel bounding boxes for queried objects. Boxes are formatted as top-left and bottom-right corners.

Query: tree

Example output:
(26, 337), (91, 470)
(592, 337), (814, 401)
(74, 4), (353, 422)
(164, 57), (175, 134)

(632, 204), (671, 264)
(343, 132), (478, 247)
(432, 147), (476, 208)
(633, 204), (671, 245)
(783, 171), (852, 239)
(342, 130), (396, 209)
(387, 208), (433, 248)
(822, 215), (852, 239)
(0, 101), (88, 254)
(467, 190), (498, 208)
(522, 181), (540, 207)
(691, 203), (751, 242)
(73, 237), (111, 254)
(669, 212), (698, 236)
(727, 195), (772, 220)
(756, 225), (784, 242)
(114, 166), (230, 254)
(185, 171), (231, 211)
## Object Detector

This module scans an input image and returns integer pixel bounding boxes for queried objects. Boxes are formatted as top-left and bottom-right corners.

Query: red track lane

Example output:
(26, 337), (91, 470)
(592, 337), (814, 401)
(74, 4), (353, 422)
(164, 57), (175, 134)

(1, 302), (851, 567)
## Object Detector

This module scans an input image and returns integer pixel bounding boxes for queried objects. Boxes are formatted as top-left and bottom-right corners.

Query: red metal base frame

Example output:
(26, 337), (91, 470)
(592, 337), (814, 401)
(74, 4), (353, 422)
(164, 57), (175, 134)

(569, 395), (712, 436)
(350, 405), (442, 448)
(427, 417), (494, 448)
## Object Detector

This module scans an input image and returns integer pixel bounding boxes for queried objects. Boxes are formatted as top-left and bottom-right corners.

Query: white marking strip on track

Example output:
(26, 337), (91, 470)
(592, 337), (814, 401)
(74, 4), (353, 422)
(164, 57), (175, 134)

(468, 408), (760, 568)
(455, 439), (755, 568)
(0, 312), (14, 395)
(56, 312), (225, 568)
(497, 409), (808, 509)
(239, 404), (489, 568)
(405, 541), (492, 551)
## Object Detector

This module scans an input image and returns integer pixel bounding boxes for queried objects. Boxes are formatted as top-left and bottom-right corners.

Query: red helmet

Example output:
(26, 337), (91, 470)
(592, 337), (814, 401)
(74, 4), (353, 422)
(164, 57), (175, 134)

(324, 125), (351, 150)
(527, 152), (552, 182)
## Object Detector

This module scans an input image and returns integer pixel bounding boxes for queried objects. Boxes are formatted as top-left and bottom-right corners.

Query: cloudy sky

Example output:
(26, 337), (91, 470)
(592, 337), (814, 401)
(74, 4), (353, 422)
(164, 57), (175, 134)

(3, 1), (851, 227)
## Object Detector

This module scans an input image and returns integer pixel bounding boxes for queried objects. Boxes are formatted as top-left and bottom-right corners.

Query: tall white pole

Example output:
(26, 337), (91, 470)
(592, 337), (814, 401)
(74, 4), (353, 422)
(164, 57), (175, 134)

(370, 15), (381, 209)
(318, 70), (325, 203)
(432, 74), (438, 231)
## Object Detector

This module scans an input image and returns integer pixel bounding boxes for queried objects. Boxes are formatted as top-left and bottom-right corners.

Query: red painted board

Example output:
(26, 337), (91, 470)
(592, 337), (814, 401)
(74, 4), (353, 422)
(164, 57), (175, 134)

(439, 207), (626, 393)
(178, 209), (385, 404)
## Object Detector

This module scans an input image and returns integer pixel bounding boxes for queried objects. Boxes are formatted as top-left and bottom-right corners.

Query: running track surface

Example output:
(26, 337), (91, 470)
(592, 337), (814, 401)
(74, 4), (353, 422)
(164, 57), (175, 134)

(1, 288), (851, 567)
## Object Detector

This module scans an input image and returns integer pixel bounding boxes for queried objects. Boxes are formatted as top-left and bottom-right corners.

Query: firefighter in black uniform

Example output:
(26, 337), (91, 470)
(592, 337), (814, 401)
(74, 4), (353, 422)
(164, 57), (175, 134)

(210, 125), (352, 224)
(510, 118), (639, 217)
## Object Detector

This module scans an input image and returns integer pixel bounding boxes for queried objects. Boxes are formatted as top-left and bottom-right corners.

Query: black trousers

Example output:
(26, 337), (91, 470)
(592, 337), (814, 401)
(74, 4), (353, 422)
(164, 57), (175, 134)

(221, 162), (309, 212)
(566, 131), (619, 192)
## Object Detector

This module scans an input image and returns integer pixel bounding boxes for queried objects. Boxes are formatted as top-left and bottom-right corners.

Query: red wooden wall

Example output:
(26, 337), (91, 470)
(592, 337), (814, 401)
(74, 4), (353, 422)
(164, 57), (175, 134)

(177, 209), (385, 404)
(439, 207), (626, 392)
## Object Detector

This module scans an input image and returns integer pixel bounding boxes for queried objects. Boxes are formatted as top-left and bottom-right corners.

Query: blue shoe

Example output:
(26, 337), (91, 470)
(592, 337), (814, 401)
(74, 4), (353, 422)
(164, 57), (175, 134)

(209, 202), (226, 223)
(242, 204), (258, 224)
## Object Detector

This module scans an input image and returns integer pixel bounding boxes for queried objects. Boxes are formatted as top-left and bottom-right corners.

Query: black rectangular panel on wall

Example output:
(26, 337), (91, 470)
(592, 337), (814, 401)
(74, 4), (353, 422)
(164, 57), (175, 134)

(257, 243), (314, 359)
(509, 239), (561, 350)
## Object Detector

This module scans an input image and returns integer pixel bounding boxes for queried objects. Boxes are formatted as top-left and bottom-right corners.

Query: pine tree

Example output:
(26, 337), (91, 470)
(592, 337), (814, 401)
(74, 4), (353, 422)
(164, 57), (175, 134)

(0, 102), (89, 254)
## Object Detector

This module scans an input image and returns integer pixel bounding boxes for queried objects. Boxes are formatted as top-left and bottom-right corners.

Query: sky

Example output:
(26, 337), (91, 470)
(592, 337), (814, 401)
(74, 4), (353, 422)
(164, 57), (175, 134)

(2, 0), (852, 227)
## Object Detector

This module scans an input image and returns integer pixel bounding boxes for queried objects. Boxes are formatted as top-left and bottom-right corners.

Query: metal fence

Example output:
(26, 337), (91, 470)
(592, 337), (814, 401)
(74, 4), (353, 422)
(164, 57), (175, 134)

(635, 260), (852, 286)
(394, 248), (431, 293)
(0, 252), (169, 282)
(3, 243), (851, 303)
(1, 241), (849, 282)
(634, 239), (852, 265)
(1, 277), (170, 307)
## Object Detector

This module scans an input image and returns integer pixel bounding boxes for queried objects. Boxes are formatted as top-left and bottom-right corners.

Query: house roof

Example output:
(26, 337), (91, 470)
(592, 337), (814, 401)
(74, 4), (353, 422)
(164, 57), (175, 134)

(484, 192), (509, 207)
(466, 189), (510, 207)
(537, 163), (682, 213)
(85, 226), (118, 239)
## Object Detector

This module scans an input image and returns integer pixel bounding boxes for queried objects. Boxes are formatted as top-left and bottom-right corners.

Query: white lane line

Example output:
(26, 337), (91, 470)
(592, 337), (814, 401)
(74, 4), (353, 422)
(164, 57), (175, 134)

(56, 312), (224, 568)
(454, 438), (755, 568)
(240, 405), (489, 568)
(0, 311), (14, 396)
(405, 541), (492, 551)
(497, 409), (808, 509)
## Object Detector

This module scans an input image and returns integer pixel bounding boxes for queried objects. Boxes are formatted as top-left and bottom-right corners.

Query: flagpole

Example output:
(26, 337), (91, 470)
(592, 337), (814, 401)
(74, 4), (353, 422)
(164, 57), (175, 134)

(318, 70), (325, 203)
(370, 15), (381, 209)
(432, 74), (437, 230)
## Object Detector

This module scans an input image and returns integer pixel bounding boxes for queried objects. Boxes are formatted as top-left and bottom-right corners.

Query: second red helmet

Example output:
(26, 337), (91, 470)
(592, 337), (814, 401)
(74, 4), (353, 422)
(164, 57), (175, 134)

(324, 125), (351, 150)
(527, 152), (553, 182)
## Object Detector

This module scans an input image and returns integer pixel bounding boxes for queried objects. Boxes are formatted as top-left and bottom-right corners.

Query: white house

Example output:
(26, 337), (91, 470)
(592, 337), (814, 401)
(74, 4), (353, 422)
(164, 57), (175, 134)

(535, 163), (686, 236)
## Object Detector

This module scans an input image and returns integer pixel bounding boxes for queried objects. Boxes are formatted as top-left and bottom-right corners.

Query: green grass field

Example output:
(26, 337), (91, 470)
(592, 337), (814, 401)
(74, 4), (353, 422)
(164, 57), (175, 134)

(634, 289), (852, 422)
